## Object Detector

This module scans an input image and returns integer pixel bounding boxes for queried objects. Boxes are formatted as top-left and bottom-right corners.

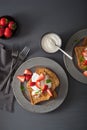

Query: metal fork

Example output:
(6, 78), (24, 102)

(4, 50), (18, 94)
(0, 46), (30, 91)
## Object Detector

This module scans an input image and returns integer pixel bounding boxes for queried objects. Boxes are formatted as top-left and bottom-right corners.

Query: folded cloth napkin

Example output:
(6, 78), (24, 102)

(0, 44), (14, 112)
(0, 44), (30, 112)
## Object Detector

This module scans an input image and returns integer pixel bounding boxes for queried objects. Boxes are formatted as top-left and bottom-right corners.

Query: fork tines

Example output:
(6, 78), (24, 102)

(19, 46), (30, 60)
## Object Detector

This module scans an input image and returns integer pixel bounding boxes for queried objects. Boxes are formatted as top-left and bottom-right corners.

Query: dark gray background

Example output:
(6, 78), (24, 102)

(0, 0), (87, 130)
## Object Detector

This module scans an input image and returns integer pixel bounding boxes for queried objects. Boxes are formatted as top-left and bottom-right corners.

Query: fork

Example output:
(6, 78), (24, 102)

(0, 46), (30, 91)
(4, 50), (18, 94)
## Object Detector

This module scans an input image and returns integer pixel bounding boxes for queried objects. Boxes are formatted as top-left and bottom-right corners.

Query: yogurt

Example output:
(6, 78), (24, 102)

(41, 33), (62, 53)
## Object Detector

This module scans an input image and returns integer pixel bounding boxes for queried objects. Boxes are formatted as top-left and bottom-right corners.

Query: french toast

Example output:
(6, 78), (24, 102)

(27, 67), (60, 105)
(74, 37), (87, 71)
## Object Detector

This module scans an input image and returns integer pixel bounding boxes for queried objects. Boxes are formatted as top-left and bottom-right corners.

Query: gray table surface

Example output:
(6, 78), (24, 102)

(0, 0), (87, 130)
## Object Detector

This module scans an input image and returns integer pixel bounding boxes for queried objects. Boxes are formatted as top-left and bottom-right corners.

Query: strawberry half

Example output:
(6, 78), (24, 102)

(82, 51), (87, 57)
(37, 73), (45, 81)
(82, 60), (87, 65)
(29, 82), (36, 86)
(25, 74), (32, 81)
(83, 71), (87, 77)
(42, 85), (48, 92)
(24, 69), (32, 75)
(47, 88), (53, 97)
(36, 81), (40, 88)
(17, 75), (25, 82)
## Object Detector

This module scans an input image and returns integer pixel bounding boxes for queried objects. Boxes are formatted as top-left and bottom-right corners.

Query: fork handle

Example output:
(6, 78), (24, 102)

(0, 59), (21, 91)
(4, 58), (15, 94)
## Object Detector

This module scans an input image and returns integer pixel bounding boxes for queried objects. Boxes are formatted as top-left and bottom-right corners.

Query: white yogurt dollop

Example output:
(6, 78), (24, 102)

(41, 33), (62, 53)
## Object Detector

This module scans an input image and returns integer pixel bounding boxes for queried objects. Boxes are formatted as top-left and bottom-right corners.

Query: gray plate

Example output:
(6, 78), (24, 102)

(63, 29), (87, 84)
(12, 57), (68, 113)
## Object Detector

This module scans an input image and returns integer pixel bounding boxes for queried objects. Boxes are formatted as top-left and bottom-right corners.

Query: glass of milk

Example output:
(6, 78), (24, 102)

(41, 33), (62, 53)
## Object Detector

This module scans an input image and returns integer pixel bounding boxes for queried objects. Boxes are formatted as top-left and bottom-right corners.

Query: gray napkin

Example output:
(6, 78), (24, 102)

(0, 44), (14, 112)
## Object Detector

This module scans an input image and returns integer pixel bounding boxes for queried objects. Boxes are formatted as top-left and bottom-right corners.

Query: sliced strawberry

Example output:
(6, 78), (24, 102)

(84, 48), (87, 53)
(37, 73), (45, 81)
(29, 82), (36, 86)
(36, 81), (40, 88)
(82, 60), (87, 65)
(83, 71), (87, 77)
(24, 69), (32, 75)
(17, 75), (25, 82)
(42, 85), (48, 92)
(82, 51), (87, 57)
(25, 74), (32, 81)
(47, 88), (53, 97)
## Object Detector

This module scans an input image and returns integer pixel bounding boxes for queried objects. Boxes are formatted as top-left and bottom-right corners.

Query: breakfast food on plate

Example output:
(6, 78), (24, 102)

(74, 37), (87, 77)
(17, 67), (60, 105)
(27, 67), (60, 105)
(0, 16), (17, 38)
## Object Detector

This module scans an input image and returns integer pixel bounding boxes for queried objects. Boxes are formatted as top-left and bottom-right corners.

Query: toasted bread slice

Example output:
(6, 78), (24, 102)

(27, 67), (60, 105)
(35, 67), (60, 91)
(74, 37), (87, 70)
(82, 37), (87, 46)
(75, 46), (87, 70)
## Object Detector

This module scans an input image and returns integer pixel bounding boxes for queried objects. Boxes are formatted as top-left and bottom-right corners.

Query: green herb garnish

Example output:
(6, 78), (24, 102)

(82, 66), (87, 71)
(46, 79), (52, 83)
(21, 85), (25, 91)
(35, 90), (41, 94)
(80, 56), (84, 62)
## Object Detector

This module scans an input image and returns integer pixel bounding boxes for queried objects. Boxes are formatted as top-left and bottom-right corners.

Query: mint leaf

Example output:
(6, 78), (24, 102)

(46, 79), (52, 83)
(80, 56), (84, 62)
(21, 86), (25, 91)
(83, 66), (87, 70)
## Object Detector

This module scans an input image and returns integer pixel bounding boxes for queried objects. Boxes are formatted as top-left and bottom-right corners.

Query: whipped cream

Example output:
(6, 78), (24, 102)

(32, 73), (39, 82)
(31, 72), (52, 96)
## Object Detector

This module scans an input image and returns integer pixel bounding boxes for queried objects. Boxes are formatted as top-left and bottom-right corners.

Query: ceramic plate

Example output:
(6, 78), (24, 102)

(12, 57), (68, 113)
(63, 29), (87, 84)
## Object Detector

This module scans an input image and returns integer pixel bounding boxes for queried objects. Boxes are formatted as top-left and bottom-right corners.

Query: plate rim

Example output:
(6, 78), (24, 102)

(63, 28), (87, 84)
(12, 57), (68, 113)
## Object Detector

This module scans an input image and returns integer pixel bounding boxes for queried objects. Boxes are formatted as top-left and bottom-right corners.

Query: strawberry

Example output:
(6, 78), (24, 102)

(29, 82), (36, 86)
(42, 85), (48, 92)
(4, 27), (12, 38)
(8, 21), (16, 30)
(25, 74), (32, 81)
(17, 75), (25, 82)
(0, 27), (4, 37)
(47, 88), (53, 97)
(0, 17), (9, 26)
(82, 60), (87, 65)
(36, 81), (40, 88)
(83, 71), (87, 77)
(37, 73), (45, 81)
(82, 51), (87, 57)
(24, 69), (32, 75)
